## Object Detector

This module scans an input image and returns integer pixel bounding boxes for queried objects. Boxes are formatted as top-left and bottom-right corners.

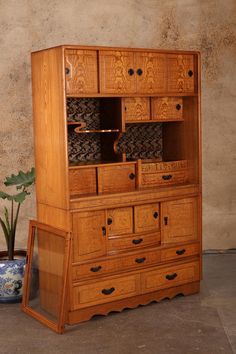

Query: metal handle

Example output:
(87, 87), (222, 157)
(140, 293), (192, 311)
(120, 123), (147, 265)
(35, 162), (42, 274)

(128, 68), (134, 76)
(153, 211), (158, 219)
(107, 218), (113, 225)
(102, 287), (115, 295)
(164, 216), (168, 226)
(176, 249), (186, 255)
(166, 273), (177, 280)
(188, 70), (193, 77)
(135, 257), (146, 264)
(176, 104), (182, 111)
(65, 67), (70, 75)
(162, 174), (172, 180)
(102, 226), (106, 236)
(129, 173), (136, 180)
(136, 68), (143, 76)
(90, 265), (102, 273)
(132, 238), (143, 245)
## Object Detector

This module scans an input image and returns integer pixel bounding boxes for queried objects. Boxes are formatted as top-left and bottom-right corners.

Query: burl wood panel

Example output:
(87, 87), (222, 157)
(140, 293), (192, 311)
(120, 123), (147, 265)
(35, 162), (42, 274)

(31, 47), (69, 209)
(65, 49), (98, 95)
(107, 207), (133, 236)
(72, 274), (140, 309)
(97, 163), (136, 194)
(167, 54), (195, 93)
(141, 260), (199, 293)
(161, 197), (198, 244)
(122, 97), (150, 121)
(151, 97), (183, 121)
(72, 211), (106, 262)
(134, 203), (160, 233)
(69, 167), (97, 196)
(135, 52), (167, 93)
(99, 50), (136, 94)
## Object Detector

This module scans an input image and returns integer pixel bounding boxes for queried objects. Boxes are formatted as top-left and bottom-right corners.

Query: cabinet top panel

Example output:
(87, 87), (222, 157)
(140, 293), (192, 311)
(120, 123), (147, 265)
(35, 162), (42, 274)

(31, 44), (201, 56)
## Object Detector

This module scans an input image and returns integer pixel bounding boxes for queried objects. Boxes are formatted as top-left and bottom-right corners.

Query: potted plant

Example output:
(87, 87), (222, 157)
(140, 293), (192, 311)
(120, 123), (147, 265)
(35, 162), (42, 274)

(0, 168), (35, 303)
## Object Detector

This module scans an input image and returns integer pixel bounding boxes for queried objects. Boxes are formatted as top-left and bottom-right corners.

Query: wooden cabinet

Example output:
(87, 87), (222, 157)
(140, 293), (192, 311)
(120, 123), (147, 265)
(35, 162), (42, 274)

(72, 211), (106, 262)
(29, 44), (201, 332)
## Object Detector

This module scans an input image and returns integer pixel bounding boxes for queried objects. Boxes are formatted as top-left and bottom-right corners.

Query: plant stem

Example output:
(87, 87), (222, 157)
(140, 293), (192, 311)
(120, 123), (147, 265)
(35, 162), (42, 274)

(8, 200), (14, 260)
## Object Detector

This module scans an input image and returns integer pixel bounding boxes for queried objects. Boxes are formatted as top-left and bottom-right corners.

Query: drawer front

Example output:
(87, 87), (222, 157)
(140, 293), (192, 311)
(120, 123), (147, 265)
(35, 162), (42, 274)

(107, 232), (160, 253)
(72, 274), (140, 309)
(142, 170), (188, 186)
(141, 160), (187, 173)
(97, 164), (136, 194)
(151, 97), (183, 121)
(123, 97), (150, 121)
(72, 248), (161, 281)
(161, 243), (200, 262)
(141, 260), (199, 293)
(69, 168), (97, 196)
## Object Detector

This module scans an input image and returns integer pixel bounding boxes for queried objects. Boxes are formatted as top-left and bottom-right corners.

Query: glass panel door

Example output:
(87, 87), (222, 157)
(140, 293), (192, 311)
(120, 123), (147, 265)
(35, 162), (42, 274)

(22, 221), (70, 334)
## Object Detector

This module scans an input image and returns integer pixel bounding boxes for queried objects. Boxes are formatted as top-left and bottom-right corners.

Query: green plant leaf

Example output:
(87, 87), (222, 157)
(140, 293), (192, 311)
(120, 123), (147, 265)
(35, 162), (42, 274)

(4, 167), (35, 189)
(4, 207), (10, 234)
(0, 191), (28, 203)
(0, 216), (10, 250)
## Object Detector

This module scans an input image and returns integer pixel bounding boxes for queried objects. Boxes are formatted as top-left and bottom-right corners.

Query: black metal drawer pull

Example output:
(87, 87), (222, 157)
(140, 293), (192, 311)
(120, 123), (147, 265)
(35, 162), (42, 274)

(188, 70), (193, 77)
(135, 257), (146, 264)
(176, 249), (186, 255)
(176, 104), (182, 110)
(132, 238), (143, 245)
(129, 173), (136, 180)
(162, 174), (172, 180)
(102, 226), (106, 236)
(153, 211), (158, 219)
(102, 287), (115, 295)
(107, 218), (113, 225)
(65, 67), (70, 75)
(90, 265), (102, 273)
(166, 273), (177, 280)
(128, 68), (134, 76)
(136, 68), (143, 76)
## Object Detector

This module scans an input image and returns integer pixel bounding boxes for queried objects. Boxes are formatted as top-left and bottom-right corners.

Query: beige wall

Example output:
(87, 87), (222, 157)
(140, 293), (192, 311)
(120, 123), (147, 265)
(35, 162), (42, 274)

(0, 0), (236, 250)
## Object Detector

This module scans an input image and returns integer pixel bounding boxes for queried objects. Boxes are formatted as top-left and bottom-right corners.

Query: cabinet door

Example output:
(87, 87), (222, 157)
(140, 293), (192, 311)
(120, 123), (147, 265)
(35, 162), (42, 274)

(107, 207), (133, 236)
(65, 49), (98, 94)
(161, 197), (198, 243)
(72, 211), (106, 262)
(151, 97), (183, 121)
(99, 50), (136, 94)
(122, 97), (150, 122)
(135, 52), (167, 93)
(134, 203), (160, 233)
(167, 54), (195, 93)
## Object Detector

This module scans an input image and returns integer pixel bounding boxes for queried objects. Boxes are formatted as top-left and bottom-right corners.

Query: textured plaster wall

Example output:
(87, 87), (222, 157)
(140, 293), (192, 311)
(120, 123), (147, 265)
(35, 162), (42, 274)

(0, 0), (236, 250)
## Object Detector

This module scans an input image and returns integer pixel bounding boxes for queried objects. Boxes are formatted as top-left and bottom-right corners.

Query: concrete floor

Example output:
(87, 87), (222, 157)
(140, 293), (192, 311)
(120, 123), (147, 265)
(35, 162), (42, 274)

(0, 254), (236, 354)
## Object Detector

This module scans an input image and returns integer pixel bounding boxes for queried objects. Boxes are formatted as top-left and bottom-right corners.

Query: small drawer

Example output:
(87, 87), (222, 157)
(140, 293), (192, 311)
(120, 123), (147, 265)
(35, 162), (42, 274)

(107, 232), (160, 253)
(123, 97), (150, 122)
(142, 170), (188, 186)
(161, 243), (199, 262)
(97, 163), (136, 194)
(141, 260), (199, 293)
(69, 167), (97, 196)
(72, 274), (140, 309)
(151, 97), (183, 121)
(141, 160), (187, 173)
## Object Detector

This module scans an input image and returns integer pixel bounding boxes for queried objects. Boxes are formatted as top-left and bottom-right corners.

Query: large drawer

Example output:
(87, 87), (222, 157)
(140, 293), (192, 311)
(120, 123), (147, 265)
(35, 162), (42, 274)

(141, 260), (199, 293)
(107, 232), (160, 253)
(72, 274), (140, 309)
(72, 248), (161, 281)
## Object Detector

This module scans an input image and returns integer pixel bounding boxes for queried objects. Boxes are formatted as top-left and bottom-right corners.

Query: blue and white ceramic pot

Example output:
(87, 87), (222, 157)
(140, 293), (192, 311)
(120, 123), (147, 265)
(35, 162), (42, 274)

(0, 256), (26, 303)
